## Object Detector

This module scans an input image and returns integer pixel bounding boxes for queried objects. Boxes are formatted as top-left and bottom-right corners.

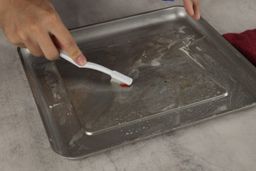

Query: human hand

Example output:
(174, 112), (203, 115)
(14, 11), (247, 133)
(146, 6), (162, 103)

(183, 0), (200, 20)
(0, 0), (86, 65)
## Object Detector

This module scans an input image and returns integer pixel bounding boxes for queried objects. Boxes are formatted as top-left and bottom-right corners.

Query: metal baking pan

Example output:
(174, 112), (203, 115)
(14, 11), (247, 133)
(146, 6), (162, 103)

(19, 7), (256, 159)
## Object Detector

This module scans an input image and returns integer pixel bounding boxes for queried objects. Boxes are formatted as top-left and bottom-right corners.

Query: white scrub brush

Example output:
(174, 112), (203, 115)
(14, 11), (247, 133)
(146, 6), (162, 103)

(60, 52), (133, 86)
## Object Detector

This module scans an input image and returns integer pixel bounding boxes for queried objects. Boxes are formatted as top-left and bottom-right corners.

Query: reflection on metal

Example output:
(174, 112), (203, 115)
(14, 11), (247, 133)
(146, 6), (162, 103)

(52, 0), (181, 29)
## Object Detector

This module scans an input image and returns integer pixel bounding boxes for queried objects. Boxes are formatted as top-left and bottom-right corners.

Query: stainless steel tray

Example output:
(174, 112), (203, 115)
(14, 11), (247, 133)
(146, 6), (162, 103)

(19, 7), (256, 159)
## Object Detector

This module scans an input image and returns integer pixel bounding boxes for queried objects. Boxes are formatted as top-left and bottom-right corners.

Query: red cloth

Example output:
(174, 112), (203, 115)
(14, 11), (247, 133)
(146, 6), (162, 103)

(223, 29), (256, 65)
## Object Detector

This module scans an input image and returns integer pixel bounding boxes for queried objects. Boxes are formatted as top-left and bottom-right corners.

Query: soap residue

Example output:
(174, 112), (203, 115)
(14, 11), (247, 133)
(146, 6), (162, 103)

(179, 35), (205, 69)
(178, 26), (187, 34)
(151, 56), (163, 67)
(129, 52), (163, 78)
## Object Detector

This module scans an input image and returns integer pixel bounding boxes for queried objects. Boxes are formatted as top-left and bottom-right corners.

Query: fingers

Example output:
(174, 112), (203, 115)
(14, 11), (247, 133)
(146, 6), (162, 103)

(35, 30), (59, 60)
(193, 0), (200, 20)
(24, 38), (43, 57)
(183, 0), (194, 17)
(48, 16), (87, 65)
(183, 0), (200, 20)
(3, 27), (41, 56)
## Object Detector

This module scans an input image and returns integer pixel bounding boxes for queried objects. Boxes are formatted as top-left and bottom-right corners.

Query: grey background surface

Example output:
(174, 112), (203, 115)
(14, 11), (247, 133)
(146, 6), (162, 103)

(0, 0), (256, 170)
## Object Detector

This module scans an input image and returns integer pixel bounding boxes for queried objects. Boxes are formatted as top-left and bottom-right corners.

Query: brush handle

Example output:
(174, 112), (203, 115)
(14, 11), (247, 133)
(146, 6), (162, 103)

(60, 52), (133, 86)
(60, 52), (112, 74)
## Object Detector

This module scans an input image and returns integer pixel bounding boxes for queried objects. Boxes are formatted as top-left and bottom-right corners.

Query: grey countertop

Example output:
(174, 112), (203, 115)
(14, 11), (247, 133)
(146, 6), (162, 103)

(1, 0), (256, 170)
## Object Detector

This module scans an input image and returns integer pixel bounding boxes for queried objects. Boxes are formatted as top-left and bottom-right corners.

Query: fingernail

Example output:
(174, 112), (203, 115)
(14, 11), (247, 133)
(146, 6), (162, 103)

(75, 54), (86, 66)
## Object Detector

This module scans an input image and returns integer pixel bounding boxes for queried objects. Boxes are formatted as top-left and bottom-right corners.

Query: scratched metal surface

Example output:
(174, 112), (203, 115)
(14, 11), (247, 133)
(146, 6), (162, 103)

(19, 7), (256, 158)
(56, 20), (227, 133)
